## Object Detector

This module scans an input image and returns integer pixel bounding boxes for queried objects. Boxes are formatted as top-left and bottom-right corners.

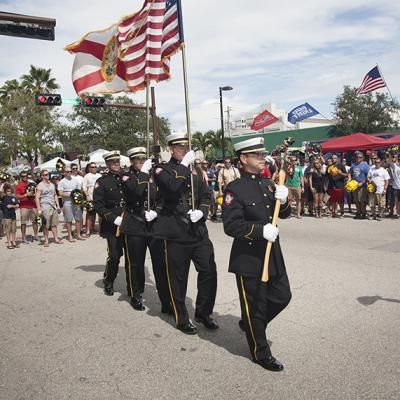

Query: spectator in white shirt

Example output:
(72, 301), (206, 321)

(387, 153), (400, 218)
(71, 163), (84, 189)
(367, 158), (390, 221)
(58, 167), (85, 242)
(82, 163), (101, 235)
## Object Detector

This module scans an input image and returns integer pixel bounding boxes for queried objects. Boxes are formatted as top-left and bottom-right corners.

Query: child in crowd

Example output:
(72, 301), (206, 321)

(1, 184), (20, 249)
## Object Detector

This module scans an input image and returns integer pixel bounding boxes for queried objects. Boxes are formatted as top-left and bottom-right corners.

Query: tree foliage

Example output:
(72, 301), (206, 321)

(20, 65), (59, 93)
(191, 129), (234, 160)
(333, 86), (400, 134)
(0, 67), (61, 168)
(58, 95), (170, 155)
(0, 66), (172, 168)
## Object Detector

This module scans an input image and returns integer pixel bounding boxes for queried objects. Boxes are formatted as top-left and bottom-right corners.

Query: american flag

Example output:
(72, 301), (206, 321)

(356, 66), (386, 95)
(118, 0), (184, 92)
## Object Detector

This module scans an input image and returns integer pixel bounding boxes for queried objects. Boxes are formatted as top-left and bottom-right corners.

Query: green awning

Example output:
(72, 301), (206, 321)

(231, 125), (339, 151)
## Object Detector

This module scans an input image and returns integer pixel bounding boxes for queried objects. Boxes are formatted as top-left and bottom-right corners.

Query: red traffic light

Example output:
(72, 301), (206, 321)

(81, 96), (105, 107)
(35, 93), (62, 106)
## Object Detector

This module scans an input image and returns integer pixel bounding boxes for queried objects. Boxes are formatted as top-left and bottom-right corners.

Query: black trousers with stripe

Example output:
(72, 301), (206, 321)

(236, 273), (291, 361)
(125, 235), (170, 305)
(163, 237), (217, 326)
(104, 235), (127, 287)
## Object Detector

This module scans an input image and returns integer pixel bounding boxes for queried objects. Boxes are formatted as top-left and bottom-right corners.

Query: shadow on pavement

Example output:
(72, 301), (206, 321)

(357, 295), (400, 306)
(78, 264), (250, 359)
(76, 264), (105, 273)
(196, 313), (250, 360)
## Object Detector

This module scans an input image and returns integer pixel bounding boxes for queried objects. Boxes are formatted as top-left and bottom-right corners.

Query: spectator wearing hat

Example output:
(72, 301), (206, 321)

(35, 170), (63, 247)
(82, 163), (101, 235)
(93, 151), (127, 296)
(1, 184), (20, 249)
(15, 171), (39, 242)
(222, 137), (291, 371)
(367, 158), (390, 220)
(350, 152), (370, 219)
(58, 166), (86, 242)
(119, 147), (170, 312)
(153, 132), (218, 334)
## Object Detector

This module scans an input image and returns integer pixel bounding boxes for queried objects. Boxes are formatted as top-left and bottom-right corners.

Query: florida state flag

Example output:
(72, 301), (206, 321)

(251, 109), (279, 131)
(65, 24), (128, 96)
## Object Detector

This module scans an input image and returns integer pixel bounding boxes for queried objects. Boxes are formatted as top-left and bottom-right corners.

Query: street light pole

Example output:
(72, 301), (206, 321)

(219, 86), (233, 160)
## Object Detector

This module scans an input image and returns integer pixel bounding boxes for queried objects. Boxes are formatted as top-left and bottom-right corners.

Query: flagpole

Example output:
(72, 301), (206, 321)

(376, 64), (394, 100)
(145, 81), (151, 211)
(146, 81), (151, 156)
(181, 44), (195, 211)
(376, 64), (400, 127)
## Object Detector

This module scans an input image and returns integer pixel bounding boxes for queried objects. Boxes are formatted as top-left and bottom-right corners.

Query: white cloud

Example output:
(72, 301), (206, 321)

(0, 0), (399, 132)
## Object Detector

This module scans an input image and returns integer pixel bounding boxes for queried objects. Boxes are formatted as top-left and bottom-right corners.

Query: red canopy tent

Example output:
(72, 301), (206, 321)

(383, 135), (400, 146)
(321, 132), (388, 152)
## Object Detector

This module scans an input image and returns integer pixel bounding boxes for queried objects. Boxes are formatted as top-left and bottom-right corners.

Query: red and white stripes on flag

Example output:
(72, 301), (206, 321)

(65, 0), (183, 96)
(65, 25), (128, 96)
(356, 66), (386, 95)
(118, 0), (183, 92)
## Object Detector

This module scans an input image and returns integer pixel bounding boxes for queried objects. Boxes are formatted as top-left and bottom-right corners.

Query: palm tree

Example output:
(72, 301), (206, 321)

(192, 131), (211, 156)
(205, 129), (235, 160)
(0, 79), (21, 101)
(20, 65), (59, 93)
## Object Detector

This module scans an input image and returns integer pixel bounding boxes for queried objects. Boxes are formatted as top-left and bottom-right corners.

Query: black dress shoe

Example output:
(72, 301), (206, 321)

(238, 319), (246, 332)
(103, 281), (114, 296)
(177, 321), (198, 335)
(195, 315), (219, 330)
(161, 303), (174, 315)
(130, 297), (145, 311)
(255, 356), (284, 372)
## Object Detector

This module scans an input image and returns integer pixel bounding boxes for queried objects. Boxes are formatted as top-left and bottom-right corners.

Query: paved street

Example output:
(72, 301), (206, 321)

(1, 216), (399, 400)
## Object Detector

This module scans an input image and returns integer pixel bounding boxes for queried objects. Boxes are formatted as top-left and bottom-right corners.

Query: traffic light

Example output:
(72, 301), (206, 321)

(81, 96), (106, 107)
(35, 93), (62, 106)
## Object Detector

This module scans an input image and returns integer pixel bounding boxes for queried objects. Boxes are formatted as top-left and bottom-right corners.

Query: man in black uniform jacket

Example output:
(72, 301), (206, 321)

(93, 151), (127, 296)
(120, 147), (171, 312)
(153, 132), (218, 335)
(222, 137), (291, 371)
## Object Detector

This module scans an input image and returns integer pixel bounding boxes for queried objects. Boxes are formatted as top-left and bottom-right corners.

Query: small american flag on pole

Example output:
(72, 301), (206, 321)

(356, 66), (386, 95)
(118, 0), (184, 92)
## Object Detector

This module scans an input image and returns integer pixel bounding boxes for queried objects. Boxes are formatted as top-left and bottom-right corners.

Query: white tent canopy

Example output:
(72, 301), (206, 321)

(72, 149), (130, 168)
(35, 157), (71, 172)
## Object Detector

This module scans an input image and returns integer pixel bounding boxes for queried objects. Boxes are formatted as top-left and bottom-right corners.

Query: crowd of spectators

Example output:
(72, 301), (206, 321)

(0, 162), (103, 249)
(1, 147), (399, 248)
(197, 149), (400, 222)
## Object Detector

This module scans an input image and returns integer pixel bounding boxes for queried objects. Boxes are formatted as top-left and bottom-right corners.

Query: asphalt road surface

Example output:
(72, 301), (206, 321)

(1, 215), (399, 400)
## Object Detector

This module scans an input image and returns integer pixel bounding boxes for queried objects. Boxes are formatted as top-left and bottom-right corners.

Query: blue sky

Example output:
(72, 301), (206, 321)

(0, 0), (399, 132)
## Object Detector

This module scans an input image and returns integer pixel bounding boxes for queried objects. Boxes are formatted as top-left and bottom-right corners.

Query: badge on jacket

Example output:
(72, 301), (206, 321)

(224, 192), (234, 207)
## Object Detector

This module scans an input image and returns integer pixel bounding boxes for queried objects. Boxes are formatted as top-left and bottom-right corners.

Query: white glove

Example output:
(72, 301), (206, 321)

(145, 210), (157, 222)
(141, 159), (153, 174)
(188, 209), (203, 223)
(114, 216), (122, 226)
(265, 155), (275, 165)
(181, 150), (196, 167)
(275, 185), (289, 204)
(263, 223), (279, 242)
